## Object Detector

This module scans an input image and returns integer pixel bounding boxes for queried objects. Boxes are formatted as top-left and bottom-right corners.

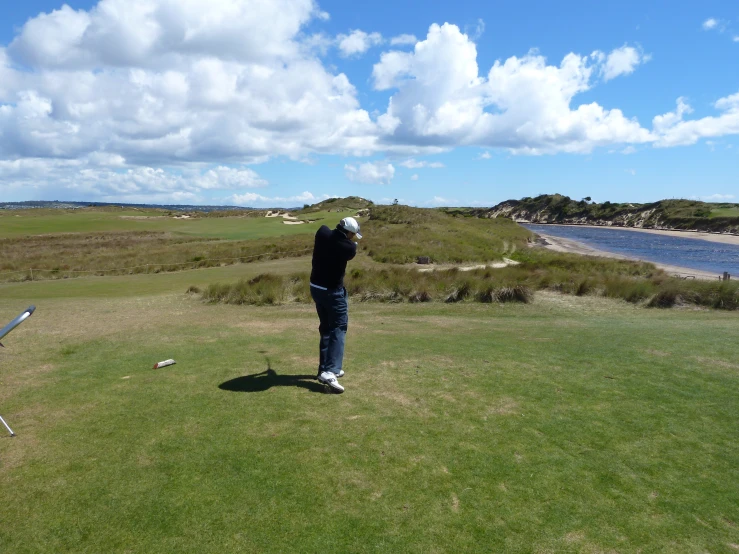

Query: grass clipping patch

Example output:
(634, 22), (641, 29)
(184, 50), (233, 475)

(201, 268), (533, 306)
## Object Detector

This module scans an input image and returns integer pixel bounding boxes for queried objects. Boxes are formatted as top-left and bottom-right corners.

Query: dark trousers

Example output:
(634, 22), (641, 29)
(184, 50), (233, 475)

(311, 286), (348, 375)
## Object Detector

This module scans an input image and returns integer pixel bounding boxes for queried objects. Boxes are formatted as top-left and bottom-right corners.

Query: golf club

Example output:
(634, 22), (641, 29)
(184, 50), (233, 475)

(0, 305), (36, 347)
(0, 415), (15, 437)
(1, 306), (36, 437)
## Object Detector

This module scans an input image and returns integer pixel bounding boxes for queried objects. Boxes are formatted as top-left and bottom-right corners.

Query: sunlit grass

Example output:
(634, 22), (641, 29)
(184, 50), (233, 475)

(0, 289), (737, 553)
(710, 206), (739, 218)
(0, 204), (531, 281)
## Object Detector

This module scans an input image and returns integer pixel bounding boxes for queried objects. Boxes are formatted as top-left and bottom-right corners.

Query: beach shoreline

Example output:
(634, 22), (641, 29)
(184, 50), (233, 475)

(534, 232), (720, 280)
(523, 223), (739, 247)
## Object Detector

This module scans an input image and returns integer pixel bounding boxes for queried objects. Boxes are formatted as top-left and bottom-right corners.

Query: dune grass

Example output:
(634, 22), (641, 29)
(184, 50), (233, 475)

(0, 204), (529, 282)
(0, 208), (360, 281)
(0, 231), (316, 281)
(0, 286), (738, 553)
(201, 269), (535, 306)
(481, 194), (739, 233)
(200, 256), (739, 310)
(362, 205), (531, 264)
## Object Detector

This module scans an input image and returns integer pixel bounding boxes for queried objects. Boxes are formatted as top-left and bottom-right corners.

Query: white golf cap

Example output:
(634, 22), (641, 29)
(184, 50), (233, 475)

(339, 217), (362, 239)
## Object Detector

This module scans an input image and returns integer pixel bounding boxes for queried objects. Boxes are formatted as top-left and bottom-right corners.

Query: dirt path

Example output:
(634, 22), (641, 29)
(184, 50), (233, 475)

(416, 258), (521, 273)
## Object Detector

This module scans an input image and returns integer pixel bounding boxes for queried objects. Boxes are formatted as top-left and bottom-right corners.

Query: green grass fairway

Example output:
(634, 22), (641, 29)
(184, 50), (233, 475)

(710, 206), (739, 219)
(0, 254), (390, 299)
(0, 257), (314, 299)
(1, 274), (738, 552)
(0, 208), (354, 240)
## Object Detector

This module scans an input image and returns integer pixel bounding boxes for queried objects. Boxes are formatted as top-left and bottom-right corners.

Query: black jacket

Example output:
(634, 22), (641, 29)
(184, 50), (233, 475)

(310, 225), (357, 289)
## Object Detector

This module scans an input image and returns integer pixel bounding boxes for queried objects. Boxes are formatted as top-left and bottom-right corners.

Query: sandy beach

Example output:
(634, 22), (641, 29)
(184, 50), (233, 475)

(535, 232), (720, 280)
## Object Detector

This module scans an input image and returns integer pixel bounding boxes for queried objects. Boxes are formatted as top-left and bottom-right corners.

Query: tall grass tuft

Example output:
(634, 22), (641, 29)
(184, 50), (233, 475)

(496, 285), (533, 303)
(202, 262), (739, 311)
(203, 273), (310, 306)
(203, 267), (536, 306)
(204, 268), (534, 306)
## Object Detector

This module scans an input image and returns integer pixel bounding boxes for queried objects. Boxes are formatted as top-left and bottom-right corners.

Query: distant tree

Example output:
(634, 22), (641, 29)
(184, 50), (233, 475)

(393, 199), (399, 205)
(303, 204), (310, 209)
(583, 196), (592, 202)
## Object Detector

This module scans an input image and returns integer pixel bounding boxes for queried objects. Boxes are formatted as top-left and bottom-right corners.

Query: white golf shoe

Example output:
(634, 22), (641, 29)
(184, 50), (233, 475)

(318, 371), (345, 393)
(316, 369), (344, 378)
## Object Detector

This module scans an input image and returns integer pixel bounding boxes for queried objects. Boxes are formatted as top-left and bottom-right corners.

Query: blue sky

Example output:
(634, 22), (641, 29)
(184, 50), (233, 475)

(0, 0), (737, 206)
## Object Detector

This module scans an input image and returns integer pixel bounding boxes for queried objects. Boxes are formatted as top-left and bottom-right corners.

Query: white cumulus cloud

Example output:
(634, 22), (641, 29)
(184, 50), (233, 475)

(0, 158), (269, 204)
(373, 24), (653, 154)
(702, 18), (719, 30)
(194, 167), (268, 190)
(337, 30), (383, 57)
(692, 193), (736, 201)
(390, 34), (417, 46)
(653, 93), (739, 147)
(427, 196), (455, 206)
(0, 0), (377, 164)
(345, 161), (395, 184)
(9, 1), (325, 68)
(230, 190), (329, 206)
(2, 3), (739, 203)
(601, 45), (650, 81)
(0, 0), (381, 200)
(399, 158), (445, 168)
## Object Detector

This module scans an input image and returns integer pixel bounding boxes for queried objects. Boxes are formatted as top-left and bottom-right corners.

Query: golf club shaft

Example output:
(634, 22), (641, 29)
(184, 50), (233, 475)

(0, 415), (15, 437)
(0, 306), (36, 343)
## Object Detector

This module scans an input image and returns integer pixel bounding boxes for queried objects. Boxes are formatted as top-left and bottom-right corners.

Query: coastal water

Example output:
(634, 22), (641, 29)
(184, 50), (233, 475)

(524, 224), (739, 277)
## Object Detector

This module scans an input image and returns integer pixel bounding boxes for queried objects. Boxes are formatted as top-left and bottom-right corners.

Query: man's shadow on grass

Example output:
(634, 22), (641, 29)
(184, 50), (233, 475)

(219, 361), (325, 394)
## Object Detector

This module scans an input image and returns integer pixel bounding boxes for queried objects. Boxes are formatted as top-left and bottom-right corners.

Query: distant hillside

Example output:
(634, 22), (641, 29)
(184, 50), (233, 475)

(0, 200), (255, 212)
(296, 196), (374, 214)
(477, 194), (739, 234)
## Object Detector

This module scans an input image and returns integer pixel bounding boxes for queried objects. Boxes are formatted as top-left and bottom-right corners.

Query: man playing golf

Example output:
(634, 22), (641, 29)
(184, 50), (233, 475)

(310, 217), (362, 393)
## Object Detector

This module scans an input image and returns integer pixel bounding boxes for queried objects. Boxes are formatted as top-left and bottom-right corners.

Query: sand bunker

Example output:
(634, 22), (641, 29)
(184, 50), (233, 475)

(265, 211), (298, 221)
